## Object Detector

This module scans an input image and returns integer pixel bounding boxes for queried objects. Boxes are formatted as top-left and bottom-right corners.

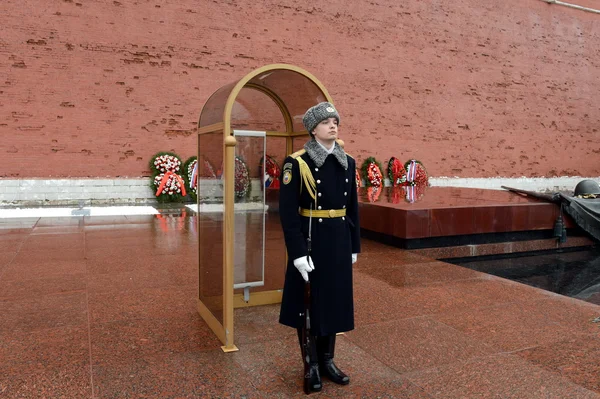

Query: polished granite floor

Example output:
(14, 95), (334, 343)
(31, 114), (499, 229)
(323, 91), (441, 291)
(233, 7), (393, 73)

(1, 211), (599, 398)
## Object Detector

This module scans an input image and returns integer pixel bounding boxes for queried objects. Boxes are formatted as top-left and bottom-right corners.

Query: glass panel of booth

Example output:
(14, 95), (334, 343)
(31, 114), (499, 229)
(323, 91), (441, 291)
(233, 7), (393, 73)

(232, 130), (266, 290)
(248, 69), (328, 132)
(197, 130), (225, 327)
(230, 87), (287, 132)
(198, 81), (237, 128)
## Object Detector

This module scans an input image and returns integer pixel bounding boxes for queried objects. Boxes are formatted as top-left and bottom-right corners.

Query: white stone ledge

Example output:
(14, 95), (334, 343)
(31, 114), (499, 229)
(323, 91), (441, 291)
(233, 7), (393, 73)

(0, 178), (163, 205)
(2, 176), (598, 206)
(429, 176), (600, 192)
(0, 180), (20, 187)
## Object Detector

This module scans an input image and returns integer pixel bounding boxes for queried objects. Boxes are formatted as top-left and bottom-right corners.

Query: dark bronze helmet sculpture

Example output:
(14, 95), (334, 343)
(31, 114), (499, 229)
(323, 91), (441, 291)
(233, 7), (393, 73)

(573, 179), (600, 197)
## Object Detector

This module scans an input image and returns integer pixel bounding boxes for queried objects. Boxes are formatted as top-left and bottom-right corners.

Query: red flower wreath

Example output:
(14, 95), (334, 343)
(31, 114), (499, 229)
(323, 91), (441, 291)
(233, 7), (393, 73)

(360, 157), (383, 187)
(355, 169), (362, 190)
(387, 157), (407, 187)
(234, 156), (251, 198)
(149, 152), (186, 201)
(259, 155), (281, 190)
(187, 158), (198, 194)
(404, 160), (428, 186)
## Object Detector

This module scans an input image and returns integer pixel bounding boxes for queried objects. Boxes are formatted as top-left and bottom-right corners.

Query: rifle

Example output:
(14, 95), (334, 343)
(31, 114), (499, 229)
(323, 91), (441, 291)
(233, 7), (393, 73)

(501, 186), (559, 203)
(301, 205), (313, 394)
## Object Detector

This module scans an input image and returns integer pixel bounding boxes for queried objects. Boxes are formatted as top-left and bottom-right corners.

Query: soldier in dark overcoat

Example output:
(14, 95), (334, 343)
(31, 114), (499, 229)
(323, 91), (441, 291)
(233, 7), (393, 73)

(278, 102), (361, 393)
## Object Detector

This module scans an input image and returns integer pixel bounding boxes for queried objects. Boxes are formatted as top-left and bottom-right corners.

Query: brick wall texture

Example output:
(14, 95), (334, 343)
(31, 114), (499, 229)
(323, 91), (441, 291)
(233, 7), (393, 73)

(1, 0), (599, 178)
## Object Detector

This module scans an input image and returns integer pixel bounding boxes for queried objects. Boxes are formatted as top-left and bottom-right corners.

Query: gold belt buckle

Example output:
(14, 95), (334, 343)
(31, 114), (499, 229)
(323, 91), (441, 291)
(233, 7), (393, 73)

(328, 209), (336, 218)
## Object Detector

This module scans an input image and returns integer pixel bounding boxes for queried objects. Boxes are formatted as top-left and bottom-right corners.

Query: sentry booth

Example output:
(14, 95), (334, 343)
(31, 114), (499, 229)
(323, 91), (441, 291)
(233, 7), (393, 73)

(196, 64), (334, 351)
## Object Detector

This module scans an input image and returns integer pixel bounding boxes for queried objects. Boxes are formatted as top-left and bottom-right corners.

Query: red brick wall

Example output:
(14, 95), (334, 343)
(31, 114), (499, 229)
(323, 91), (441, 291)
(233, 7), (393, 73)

(1, 0), (599, 178)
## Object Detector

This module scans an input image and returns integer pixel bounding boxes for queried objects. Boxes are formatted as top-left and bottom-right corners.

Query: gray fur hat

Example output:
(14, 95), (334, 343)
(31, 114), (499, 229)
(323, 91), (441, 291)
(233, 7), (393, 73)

(302, 102), (340, 134)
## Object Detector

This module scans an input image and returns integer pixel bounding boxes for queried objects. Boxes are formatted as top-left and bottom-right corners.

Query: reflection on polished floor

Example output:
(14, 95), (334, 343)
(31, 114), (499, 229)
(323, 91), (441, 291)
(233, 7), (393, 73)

(0, 210), (599, 398)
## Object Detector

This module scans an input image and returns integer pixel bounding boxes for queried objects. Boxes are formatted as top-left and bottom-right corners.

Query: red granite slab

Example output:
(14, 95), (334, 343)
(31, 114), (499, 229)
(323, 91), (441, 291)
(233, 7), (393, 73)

(347, 317), (495, 373)
(232, 304), (291, 346)
(88, 286), (198, 324)
(92, 350), (261, 398)
(233, 335), (433, 398)
(0, 326), (89, 373)
(2, 259), (86, 281)
(357, 244), (435, 265)
(359, 187), (564, 239)
(10, 247), (85, 262)
(86, 268), (195, 293)
(22, 232), (85, 250)
(404, 353), (600, 399)
(355, 260), (484, 287)
(0, 252), (16, 272)
(0, 234), (27, 253)
(441, 276), (556, 308)
(472, 205), (513, 233)
(31, 225), (83, 235)
(0, 365), (91, 398)
(0, 292), (87, 333)
(515, 333), (600, 394)
(432, 297), (599, 352)
(85, 252), (196, 275)
(90, 316), (222, 364)
(0, 274), (86, 300)
(0, 209), (598, 398)
(353, 271), (468, 325)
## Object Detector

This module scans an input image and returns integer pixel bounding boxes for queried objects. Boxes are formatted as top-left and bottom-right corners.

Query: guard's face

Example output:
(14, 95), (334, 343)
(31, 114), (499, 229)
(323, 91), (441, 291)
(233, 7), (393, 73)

(312, 117), (338, 142)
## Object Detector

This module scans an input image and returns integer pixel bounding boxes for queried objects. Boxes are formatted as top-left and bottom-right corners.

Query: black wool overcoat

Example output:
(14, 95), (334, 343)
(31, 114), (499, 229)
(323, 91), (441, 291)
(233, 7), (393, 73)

(278, 141), (361, 336)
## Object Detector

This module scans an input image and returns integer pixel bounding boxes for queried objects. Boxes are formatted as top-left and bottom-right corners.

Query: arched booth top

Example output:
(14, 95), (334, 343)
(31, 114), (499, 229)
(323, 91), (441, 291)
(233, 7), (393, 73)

(198, 64), (334, 137)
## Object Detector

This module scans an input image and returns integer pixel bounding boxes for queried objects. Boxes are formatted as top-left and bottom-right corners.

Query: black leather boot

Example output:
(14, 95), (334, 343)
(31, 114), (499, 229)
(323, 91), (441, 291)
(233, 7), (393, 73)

(297, 329), (322, 393)
(317, 335), (350, 385)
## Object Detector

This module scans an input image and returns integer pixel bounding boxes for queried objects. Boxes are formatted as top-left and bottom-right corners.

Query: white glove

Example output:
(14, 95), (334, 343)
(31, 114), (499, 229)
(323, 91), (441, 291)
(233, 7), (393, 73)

(293, 256), (315, 282)
(352, 253), (358, 264)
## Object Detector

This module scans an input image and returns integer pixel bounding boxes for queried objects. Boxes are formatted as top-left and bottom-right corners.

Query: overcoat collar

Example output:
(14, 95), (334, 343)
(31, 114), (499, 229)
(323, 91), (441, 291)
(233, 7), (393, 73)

(304, 139), (348, 170)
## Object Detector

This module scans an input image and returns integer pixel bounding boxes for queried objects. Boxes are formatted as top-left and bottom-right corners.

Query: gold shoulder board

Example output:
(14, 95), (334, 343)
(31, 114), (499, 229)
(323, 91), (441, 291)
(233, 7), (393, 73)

(290, 149), (306, 159)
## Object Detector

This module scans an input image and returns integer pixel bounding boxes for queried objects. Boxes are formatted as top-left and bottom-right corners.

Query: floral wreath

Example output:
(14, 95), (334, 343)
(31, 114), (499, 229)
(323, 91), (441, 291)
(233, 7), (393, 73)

(259, 155), (281, 190)
(360, 157), (384, 187)
(387, 157), (407, 187)
(149, 152), (186, 202)
(183, 156), (198, 202)
(235, 156), (251, 199)
(404, 159), (428, 186)
(355, 169), (362, 190)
